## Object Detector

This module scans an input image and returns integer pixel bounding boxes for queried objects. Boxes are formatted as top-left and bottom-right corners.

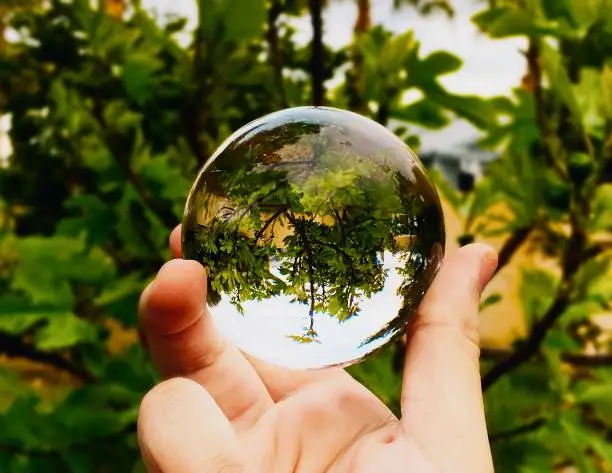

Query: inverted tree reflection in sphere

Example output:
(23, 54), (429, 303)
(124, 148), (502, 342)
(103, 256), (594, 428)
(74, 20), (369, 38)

(182, 107), (445, 370)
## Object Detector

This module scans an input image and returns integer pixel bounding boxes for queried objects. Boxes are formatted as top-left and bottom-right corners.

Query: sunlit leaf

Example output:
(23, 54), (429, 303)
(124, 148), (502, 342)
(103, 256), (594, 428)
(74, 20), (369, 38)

(34, 315), (98, 351)
(472, 6), (562, 39)
(0, 295), (65, 335)
(520, 268), (558, 326)
(390, 99), (449, 129)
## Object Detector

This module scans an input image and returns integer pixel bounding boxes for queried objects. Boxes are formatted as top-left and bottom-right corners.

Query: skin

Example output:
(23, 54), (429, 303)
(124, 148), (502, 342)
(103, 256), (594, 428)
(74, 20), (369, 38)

(137, 224), (499, 473)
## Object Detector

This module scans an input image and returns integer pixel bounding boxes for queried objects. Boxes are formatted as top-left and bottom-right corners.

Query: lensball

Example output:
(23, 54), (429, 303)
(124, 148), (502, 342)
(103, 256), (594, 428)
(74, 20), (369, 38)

(182, 106), (445, 370)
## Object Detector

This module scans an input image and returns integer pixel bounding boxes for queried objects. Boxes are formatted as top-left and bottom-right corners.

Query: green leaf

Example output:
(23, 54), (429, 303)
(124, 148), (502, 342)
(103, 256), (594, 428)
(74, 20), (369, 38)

(466, 178), (501, 230)
(480, 292), (502, 311)
(540, 41), (583, 129)
(12, 263), (73, 308)
(603, 63), (612, 119)
(483, 363), (554, 437)
(575, 383), (612, 404)
(121, 54), (164, 105)
(484, 151), (542, 227)
(427, 90), (498, 130)
(198, 0), (266, 42)
(390, 99), (449, 129)
(520, 268), (558, 326)
(561, 300), (604, 325)
(472, 7), (561, 39)
(56, 195), (114, 246)
(61, 451), (92, 473)
(426, 167), (463, 210)
(0, 295), (65, 335)
(222, 0), (266, 41)
(34, 315), (98, 351)
(95, 272), (148, 326)
(573, 68), (608, 135)
(141, 154), (192, 203)
(572, 254), (611, 299)
(95, 273), (147, 307)
(570, 0), (612, 25)
(542, 343), (571, 393)
(541, 0), (576, 24)
(419, 50), (463, 77)
(348, 344), (401, 416)
(78, 135), (113, 172)
(11, 236), (116, 306)
(560, 411), (612, 465)
(543, 330), (579, 351)
(491, 439), (553, 473)
(103, 100), (144, 134)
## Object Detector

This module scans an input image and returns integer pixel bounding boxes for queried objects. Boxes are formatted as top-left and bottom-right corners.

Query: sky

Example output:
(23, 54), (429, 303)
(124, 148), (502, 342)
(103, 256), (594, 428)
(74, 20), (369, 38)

(211, 251), (406, 369)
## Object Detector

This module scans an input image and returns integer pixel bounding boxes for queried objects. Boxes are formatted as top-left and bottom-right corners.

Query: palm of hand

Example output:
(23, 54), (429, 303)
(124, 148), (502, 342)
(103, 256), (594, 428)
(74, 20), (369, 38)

(232, 376), (439, 473)
(137, 227), (497, 473)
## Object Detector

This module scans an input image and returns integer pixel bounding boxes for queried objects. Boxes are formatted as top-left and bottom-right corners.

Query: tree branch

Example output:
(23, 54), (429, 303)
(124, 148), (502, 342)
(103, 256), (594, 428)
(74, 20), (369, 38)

(308, 0), (325, 106)
(284, 212), (317, 329)
(0, 332), (95, 383)
(489, 417), (547, 442)
(482, 223), (587, 391)
(481, 285), (569, 391)
(526, 40), (567, 179)
(254, 207), (285, 241)
(482, 347), (612, 368)
(494, 225), (533, 276)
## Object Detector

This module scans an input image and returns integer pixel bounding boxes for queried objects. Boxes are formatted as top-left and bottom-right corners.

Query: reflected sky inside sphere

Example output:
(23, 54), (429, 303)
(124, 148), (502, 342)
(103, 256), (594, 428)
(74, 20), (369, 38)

(210, 251), (404, 369)
(182, 107), (445, 370)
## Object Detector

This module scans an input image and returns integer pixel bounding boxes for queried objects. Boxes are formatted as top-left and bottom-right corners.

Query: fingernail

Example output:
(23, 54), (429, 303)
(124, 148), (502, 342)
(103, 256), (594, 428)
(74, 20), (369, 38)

(157, 258), (188, 277)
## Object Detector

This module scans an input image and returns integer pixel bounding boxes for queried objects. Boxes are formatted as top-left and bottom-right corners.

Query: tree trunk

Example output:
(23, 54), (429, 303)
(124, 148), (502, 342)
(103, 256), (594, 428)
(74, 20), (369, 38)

(308, 0), (325, 106)
(267, 0), (288, 108)
(355, 0), (371, 33)
(347, 0), (370, 114)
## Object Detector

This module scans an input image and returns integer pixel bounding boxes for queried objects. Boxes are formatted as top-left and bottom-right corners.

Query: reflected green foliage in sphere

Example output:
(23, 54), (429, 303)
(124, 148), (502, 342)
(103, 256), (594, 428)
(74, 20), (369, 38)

(182, 107), (445, 370)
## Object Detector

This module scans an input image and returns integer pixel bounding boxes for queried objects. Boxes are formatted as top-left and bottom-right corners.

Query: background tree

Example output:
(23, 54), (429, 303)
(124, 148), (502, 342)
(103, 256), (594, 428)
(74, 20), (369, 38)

(0, 0), (611, 472)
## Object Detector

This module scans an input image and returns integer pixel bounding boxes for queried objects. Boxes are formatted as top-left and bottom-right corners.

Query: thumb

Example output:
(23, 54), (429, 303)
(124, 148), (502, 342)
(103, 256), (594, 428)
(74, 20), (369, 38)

(400, 243), (498, 473)
(138, 378), (244, 473)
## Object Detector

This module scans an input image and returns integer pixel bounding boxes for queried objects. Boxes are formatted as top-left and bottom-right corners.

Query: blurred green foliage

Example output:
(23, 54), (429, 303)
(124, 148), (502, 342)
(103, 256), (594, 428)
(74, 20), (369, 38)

(1, 0), (612, 471)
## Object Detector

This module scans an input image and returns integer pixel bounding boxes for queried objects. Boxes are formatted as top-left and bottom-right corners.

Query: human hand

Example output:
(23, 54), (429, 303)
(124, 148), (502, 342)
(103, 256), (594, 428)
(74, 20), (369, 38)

(137, 225), (498, 473)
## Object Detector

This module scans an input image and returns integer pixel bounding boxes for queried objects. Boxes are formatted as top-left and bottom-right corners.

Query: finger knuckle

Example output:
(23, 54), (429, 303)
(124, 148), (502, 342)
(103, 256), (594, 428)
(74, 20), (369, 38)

(138, 377), (194, 421)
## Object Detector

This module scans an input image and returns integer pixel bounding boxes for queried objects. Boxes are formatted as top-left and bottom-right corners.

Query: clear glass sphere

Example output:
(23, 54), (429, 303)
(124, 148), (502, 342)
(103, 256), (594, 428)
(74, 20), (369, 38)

(182, 106), (445, 370)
